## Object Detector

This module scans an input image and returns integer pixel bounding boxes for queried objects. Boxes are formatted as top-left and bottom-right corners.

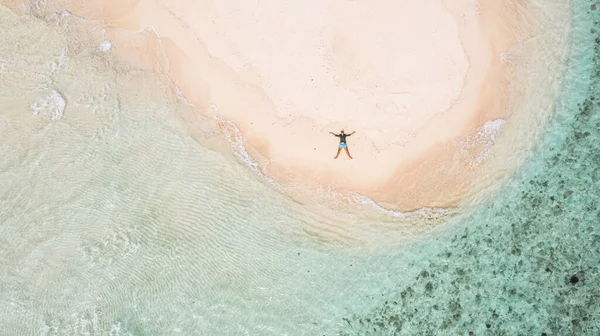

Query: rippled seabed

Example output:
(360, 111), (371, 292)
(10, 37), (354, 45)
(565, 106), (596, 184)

(1, 1), (600, 336)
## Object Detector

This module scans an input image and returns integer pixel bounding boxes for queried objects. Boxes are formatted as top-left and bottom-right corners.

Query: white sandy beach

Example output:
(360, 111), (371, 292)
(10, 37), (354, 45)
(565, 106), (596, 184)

(6, 0), (568, 211)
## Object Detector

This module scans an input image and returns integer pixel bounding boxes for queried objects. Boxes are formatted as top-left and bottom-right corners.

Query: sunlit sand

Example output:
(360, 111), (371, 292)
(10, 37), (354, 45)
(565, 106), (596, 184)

(16, 0), (568, 211)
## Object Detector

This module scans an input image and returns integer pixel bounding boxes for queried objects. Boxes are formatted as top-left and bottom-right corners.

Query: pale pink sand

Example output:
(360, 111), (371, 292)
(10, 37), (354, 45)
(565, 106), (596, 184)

(10, 0), (561, 211)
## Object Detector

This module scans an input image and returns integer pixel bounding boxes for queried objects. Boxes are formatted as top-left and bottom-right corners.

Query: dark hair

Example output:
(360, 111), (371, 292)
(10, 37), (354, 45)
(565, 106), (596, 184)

(340, 130), (345, 133)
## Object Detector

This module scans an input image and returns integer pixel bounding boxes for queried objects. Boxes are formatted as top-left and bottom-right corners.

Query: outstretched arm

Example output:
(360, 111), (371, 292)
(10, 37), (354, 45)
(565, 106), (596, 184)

(329, 131), (339, 136)
(348, 131), (356, 136)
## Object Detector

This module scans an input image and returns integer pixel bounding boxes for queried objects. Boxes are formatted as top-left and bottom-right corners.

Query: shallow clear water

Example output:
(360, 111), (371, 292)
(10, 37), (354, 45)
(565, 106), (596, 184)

(0, 1), (599, 336)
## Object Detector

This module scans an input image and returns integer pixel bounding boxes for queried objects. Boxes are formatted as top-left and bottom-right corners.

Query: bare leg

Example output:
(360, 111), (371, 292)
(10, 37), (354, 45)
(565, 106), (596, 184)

(334, 148), (342, 159)
(345, 147), (353, 159)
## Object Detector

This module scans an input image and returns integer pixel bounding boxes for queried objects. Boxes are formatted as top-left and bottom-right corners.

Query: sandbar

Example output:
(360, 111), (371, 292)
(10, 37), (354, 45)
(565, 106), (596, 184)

(10, 0), (569, 211)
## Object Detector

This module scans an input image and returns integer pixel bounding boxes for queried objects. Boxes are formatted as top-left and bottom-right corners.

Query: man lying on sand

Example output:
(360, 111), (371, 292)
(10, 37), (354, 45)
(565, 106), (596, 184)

(329, 130), (356, 159)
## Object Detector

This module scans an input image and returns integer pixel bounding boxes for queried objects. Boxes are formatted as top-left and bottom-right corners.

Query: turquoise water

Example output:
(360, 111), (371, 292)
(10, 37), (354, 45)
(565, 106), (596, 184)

(0, 1), (598, 336)
(339, 1), (600, 334)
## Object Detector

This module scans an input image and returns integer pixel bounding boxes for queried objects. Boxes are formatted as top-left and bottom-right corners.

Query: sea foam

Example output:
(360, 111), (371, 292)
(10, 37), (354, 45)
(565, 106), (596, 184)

(214, 115), (261, 173)
(31, 90), (66, 121)
(457, 119), (505, 168)
(98, 40), (112, 52)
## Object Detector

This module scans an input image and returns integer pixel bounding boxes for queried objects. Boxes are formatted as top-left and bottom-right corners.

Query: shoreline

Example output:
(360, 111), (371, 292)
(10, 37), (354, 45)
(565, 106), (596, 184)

(10, 0), (572, 212)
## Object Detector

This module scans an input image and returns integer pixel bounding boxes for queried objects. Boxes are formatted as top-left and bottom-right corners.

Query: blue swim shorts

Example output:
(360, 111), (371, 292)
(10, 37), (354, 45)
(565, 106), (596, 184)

(339, 143), (347, 148)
